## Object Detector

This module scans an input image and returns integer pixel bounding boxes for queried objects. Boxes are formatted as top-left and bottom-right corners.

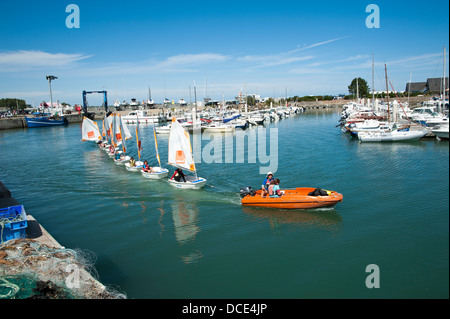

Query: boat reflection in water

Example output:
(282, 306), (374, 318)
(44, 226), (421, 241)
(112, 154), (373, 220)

(242, 206), (343, 234)
(170, 200), (203, 264)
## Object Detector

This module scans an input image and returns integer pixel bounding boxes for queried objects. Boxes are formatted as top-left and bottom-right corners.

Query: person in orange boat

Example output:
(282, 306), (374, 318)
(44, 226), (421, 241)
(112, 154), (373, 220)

(269, 179), (285, 198)
(261, 172), (274, 197)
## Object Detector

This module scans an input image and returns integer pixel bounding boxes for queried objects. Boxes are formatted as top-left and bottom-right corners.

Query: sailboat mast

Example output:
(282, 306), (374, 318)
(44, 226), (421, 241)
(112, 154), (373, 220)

(151, 116), (161, 168)
(356, 78), (359, 102)
(444, 46), (446, 103)
(385, 64), (390, 124)
(194, 81), (197, 107)
(408, 72), (412, 108)
(372, 54), (375, 106)
(136, 114), (141, 161)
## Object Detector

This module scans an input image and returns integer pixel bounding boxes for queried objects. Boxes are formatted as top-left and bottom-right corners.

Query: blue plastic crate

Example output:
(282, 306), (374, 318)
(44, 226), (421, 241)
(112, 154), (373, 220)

(0, 205), (28, 243)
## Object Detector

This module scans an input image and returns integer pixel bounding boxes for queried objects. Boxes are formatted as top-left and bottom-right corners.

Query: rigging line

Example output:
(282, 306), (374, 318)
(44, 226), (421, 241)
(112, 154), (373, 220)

(389, 80), (409, 120)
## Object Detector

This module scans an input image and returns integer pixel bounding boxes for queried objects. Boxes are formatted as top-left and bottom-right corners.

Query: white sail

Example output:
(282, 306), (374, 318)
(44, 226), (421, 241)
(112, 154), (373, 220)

(136, 114), (142, 161)
(120, 115), (128, 154)
(106, 114), (114, 140)
(168, 117), (196, 172)
(120, 116), (132, 140)
(113, 114), (123, 147)
(81, 117), (102, 142)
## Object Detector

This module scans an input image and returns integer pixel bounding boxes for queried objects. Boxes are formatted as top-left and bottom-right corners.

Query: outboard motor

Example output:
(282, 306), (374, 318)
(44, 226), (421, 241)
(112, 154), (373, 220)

(240, 186), (256, 198)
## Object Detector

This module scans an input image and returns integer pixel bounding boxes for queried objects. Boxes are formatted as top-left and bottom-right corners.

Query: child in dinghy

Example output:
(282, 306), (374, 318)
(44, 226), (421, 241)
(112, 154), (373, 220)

(142, 160), (155, 173)
(170, 168), (186, 183)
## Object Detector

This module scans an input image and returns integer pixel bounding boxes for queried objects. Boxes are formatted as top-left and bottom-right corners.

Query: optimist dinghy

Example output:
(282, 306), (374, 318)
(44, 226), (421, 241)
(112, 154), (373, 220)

(125, 114), (144, 171)
(111, 114), (131, 165)
(142, 166), (169, 179)
(167, 117), (206, 189)
(81, 117), (102, 142)
(240, 187), (343, 209)
(140, 114), (169, 179)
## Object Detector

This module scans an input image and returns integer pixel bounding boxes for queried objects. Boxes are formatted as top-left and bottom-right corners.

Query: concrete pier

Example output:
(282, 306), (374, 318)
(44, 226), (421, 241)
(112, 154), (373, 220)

(0, 181), (123, 299)
(0, 112), (99, 130)
(1, 180), (62, 248)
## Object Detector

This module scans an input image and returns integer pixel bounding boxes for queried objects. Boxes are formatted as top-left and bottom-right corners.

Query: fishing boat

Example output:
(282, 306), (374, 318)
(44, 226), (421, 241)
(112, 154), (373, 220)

(167, 117), (206, 189)
(81, 116), (102, 142)
(25, 113), (68, 128)
(141, 116), (169, 179)
(240, 187), (343, 209)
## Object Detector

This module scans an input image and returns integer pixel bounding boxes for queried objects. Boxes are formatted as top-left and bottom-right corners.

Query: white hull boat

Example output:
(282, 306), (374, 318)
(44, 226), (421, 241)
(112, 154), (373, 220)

(155, 125), (172, 134)
(167, 117), (206, 190)
(141, 167), (170, 179)
(114, 155), (131, 164)
(168, 175), (207, 189)
(431, 124), (449, 140)
(125, 161), (144, 171)
(122, 110), (164, 125)
(358, 127), (426, 142)
(202, 123), (235, 133)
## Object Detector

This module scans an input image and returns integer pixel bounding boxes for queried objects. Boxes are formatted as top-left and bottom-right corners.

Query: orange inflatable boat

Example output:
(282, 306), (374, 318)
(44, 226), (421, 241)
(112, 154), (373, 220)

(240, 187), (343, 209)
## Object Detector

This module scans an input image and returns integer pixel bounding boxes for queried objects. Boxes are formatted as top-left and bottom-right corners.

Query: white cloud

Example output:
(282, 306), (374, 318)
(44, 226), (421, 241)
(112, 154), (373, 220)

(294, 36), (351, 52)
(236, 36), (350, 69)
(155, 53), (230, 68)
(0, 50), (91, 68)
(65, 52), (231, 77)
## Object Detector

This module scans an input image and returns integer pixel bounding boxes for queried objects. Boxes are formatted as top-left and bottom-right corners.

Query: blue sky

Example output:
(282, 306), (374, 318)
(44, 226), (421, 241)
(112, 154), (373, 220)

(0, 0), (448, 106)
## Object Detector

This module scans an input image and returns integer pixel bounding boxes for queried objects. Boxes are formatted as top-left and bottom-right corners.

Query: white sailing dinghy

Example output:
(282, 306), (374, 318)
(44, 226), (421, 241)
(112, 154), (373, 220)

(125, 114), (145, 171)
(81, 116), (102, 143)
(99, 113), (112, 150)
(167, 117), (206, 189)
(113, 114), (131, 164)
(141, 116), (169, 179)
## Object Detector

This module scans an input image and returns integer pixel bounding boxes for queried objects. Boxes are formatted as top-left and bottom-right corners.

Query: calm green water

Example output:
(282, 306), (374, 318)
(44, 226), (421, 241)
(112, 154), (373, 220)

(0, 110), (448, 299)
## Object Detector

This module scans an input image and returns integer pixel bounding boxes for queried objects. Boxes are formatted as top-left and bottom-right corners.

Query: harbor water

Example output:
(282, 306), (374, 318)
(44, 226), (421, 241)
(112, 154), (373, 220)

(0, 110), (448, 298)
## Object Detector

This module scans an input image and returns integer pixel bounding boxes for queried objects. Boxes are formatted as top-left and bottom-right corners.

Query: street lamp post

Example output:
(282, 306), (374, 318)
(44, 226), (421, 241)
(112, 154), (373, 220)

(46, 75), (58, 110)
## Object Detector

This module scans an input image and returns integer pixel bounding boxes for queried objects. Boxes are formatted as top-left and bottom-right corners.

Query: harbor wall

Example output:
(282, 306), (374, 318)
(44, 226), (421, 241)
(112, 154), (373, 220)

(0, 96), (431, 130)
(0, 112), (85, 130)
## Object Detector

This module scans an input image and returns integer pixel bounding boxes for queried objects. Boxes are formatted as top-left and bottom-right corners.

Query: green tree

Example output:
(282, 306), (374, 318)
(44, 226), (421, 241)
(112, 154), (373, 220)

(348, 78), (370, 98)
(246, 95), (255, 106)
(0, 98), (27, 110)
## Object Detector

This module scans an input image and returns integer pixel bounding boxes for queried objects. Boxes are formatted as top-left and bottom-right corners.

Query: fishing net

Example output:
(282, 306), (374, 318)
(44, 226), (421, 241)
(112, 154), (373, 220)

(0, 238), (126, 299)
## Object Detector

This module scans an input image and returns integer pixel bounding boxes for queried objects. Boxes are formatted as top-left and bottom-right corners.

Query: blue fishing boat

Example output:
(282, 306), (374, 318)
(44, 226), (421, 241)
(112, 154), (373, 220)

(25, 113), (68, 128)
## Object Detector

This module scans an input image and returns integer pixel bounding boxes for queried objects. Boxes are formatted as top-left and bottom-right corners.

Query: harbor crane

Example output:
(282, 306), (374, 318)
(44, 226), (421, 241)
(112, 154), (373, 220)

(82, 90), (111, 120)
